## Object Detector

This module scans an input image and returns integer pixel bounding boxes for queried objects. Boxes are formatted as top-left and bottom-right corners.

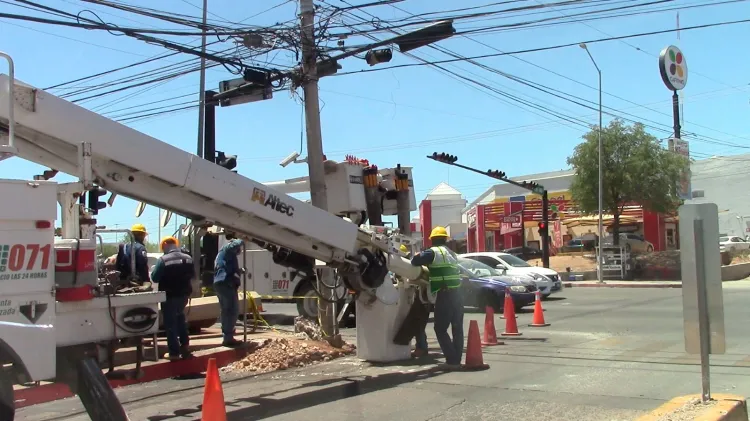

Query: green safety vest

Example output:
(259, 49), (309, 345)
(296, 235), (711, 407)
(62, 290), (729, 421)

(427, 246), (462, 293)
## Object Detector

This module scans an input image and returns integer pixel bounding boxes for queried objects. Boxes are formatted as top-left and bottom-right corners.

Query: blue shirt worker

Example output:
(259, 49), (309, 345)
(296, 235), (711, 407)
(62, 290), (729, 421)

(115, 223), (151, 284)
(410, 226), (464, 371)
(151, 237), (195, 361)
(213, 238), (245, 347)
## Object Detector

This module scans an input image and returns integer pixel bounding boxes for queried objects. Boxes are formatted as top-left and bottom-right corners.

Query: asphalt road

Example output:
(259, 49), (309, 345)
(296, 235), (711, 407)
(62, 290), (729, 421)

(18, 283), (750, 421)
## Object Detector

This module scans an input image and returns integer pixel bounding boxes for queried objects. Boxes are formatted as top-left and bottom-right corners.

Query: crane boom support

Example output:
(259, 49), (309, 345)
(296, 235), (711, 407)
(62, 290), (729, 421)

(0, 75), (360, 264)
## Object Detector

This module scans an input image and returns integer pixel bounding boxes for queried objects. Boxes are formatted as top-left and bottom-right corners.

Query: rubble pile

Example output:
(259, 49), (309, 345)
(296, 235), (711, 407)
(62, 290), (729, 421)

(226, 337), (356, 374)
(294, 316), (324, 341)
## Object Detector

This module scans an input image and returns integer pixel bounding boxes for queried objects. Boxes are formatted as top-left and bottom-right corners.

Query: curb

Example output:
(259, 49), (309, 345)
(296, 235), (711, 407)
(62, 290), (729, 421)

(563, 282), (682, 289)
(13, 346), (252, 409)
(634, 394), (748, 421)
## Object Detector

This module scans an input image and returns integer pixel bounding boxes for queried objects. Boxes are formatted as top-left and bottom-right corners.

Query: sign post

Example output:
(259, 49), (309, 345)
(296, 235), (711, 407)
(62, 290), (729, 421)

(679, 203), (726, 403)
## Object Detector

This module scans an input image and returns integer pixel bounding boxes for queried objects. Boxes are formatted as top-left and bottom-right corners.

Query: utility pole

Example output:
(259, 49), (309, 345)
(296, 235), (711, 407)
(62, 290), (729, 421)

(542, 190), (550, 268)
(299, 0), (338, 345)
(191, 0), (209, 300)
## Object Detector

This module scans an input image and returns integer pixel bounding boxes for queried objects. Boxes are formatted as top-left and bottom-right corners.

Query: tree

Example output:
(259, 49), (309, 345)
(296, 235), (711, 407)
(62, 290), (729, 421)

(567, 119), (689, 245)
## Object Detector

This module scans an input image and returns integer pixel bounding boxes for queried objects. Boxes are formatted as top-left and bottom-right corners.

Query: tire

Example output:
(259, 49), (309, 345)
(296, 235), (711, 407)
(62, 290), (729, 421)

(625, 243), (632, 253)
(296, 281), (319, 320)
(75, 357), (129, 421)
(0, 368), (14, 421)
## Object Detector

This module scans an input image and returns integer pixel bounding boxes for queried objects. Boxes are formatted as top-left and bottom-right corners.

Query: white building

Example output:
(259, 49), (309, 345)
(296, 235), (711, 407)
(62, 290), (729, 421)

(687, 154), (750, 238)
(417, 182), (468, 249)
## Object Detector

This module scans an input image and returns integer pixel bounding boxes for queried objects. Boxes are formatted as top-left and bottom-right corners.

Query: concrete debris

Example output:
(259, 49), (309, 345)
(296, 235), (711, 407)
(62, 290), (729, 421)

(294, 316), (324, 341)
(225, 336), (356, 374)
(655, 397), (717, 421)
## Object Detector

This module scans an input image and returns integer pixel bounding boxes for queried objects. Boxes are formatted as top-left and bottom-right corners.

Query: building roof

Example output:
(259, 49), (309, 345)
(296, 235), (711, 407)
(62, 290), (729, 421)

(426, 182), (464, 199)
(463, 168), (576, 212)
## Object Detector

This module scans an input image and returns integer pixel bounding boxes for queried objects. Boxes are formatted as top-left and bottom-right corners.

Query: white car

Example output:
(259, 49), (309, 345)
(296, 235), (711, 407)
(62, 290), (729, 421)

(719, 236), (750, 252)
(460, 252), (563, 297)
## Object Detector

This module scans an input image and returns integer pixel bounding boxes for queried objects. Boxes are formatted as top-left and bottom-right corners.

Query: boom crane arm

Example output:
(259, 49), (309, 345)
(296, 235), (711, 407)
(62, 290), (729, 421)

(0, 74), (423, 291)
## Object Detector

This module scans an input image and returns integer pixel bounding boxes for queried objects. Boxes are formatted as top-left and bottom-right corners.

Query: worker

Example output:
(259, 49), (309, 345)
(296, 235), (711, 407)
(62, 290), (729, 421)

(398, 244), (430, 359)
(213, 238), (245, 347)
(115, 223), (150, 285)
(410, 226), (464, 370)
(151, 237), (195, 361)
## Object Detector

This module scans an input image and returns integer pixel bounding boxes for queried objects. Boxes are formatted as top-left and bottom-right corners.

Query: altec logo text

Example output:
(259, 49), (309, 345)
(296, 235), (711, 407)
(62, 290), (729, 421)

(251, 187), (295, 217)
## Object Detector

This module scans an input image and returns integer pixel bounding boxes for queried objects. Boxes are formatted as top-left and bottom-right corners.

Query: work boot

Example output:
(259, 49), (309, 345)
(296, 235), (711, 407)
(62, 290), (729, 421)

(438, 363), (462, 371)
(180, 345), (193, 359)
(222, 338), (242, 348)
(411, 349), (428, 359)
(164, 353), (181, 362)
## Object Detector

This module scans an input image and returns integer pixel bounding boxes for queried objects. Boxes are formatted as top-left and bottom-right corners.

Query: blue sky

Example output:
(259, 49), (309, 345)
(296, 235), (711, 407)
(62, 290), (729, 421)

(1, 0), (749, 243)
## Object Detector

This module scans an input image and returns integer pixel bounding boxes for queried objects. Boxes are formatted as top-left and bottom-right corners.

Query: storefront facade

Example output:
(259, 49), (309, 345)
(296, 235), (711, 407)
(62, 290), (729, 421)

(463, 170), (676, 253)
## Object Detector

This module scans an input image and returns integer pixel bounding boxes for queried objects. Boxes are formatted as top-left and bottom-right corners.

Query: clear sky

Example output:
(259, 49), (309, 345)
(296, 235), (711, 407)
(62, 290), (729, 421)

(1, 0), (749, 243)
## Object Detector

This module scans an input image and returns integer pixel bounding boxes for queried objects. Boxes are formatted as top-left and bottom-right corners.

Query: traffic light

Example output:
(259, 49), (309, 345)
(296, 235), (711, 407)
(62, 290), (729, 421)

(216, 151), (237, 172)
(522, 181), (540, 190)
(429, 152), (458, 164)
(365, 49), (393, 66)
(87, 186), (108, 215)
(487, 169), (505, 179)
(537, 221), (547, 236)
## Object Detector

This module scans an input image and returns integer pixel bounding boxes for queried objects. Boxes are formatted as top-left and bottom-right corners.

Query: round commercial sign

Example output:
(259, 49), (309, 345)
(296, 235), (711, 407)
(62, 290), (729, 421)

(659, 45), (688, 91)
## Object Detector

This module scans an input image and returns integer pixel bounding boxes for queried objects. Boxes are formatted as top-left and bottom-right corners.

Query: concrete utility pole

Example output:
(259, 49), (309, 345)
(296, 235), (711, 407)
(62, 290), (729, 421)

(191, 0), (209, 299)
(299, 0), (338, 345)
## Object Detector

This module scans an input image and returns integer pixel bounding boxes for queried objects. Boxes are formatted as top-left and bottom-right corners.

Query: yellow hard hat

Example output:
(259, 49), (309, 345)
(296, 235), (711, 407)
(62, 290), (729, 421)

(399, 244), (409, 254)
(429, 226), (449, 239)
(160, 236), (179, 251)
(130, 223), (147, 234)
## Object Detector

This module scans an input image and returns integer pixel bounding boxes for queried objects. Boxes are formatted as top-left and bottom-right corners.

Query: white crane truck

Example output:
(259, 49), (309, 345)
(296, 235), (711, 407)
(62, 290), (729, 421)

(0, 54), (426, 420)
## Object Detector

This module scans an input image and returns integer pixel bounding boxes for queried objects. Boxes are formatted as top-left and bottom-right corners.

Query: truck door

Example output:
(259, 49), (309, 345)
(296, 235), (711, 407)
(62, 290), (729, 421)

(0, 180), (58, 381)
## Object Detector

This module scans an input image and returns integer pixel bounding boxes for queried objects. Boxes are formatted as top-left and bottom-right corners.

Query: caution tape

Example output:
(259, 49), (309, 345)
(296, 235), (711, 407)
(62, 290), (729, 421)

(258, 295), (318, 300)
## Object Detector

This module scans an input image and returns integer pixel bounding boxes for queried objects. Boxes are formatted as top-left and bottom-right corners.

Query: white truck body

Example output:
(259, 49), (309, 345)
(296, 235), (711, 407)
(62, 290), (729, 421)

(0, 179), (164, 383)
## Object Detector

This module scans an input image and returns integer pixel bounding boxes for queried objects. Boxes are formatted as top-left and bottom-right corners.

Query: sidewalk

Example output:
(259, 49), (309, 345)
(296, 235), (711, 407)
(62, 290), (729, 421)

(563, 280), (683, 288)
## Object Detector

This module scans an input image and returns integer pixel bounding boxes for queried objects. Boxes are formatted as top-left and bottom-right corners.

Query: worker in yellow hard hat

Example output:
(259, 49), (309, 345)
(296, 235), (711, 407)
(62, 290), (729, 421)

(409, 226), (464, 371)
(115, 223), (151, 285)
(151, 236), (196, 360)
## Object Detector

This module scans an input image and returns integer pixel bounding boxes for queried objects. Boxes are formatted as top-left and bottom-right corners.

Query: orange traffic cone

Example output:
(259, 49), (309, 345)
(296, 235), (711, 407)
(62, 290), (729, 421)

(201, 358), (227, 421)
(501, 291), (522, 336)
(529, 290), (550, 327)
(500, 291), (518, 319)
(481, 306), (503, 346)
(464, 320), (490, 370)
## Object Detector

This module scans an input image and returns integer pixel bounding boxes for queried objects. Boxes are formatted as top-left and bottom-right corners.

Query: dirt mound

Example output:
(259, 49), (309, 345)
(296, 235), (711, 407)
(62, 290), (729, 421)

(225, 337), (356, 374)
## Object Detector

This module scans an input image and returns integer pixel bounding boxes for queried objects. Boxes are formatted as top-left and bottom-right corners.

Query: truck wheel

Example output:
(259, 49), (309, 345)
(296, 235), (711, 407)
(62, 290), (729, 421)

(0, 369), (14, 421)
(296, 281), (319, 320)
(75, 357), (129, 421)
(296, 281), (345, 321)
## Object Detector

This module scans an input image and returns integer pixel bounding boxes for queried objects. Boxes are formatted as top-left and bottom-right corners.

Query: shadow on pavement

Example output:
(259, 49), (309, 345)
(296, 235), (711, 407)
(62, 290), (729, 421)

(146, 365), (448, 421)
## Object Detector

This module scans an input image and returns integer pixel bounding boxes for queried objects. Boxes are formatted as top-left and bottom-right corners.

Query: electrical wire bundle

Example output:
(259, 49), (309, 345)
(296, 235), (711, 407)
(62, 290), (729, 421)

(3, 0), (749, 153)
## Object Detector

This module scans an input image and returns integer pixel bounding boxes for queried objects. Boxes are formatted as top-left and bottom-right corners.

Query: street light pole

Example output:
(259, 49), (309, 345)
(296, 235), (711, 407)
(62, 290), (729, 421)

(580, 43), (604, 284)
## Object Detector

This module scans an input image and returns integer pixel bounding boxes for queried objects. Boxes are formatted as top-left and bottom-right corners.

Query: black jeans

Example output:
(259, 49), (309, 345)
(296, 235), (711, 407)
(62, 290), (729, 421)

(162, 295), (190, 356)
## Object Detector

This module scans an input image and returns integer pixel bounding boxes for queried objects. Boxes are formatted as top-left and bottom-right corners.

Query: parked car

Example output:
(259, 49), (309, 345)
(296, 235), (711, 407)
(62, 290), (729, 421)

(457, 257), (537, 312)
(602, 233), (654, 253)
(719, 236), (750, 252)
(502, 246), (543, 260)
(460, 252), (563, 298)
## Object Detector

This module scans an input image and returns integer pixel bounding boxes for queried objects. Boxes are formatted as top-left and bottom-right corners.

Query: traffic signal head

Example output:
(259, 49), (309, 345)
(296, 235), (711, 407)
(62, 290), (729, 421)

(487, 169), (505, 179)
(537, 222), (546, 230)
(365, 48), (393, 66)
(522, 181), (540, 190)
(87, 186), (108, 215)
(429, 152), (458, 164)
(216, 151), (237, 172)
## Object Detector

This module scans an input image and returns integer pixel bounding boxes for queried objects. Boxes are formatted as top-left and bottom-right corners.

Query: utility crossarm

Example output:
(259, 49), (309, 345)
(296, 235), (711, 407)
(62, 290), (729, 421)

(0, 75), (423, 287)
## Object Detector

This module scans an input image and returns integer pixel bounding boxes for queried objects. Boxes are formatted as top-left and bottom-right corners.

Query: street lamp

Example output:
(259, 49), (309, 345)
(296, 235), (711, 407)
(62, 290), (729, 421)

(579, 42), (604, 284)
